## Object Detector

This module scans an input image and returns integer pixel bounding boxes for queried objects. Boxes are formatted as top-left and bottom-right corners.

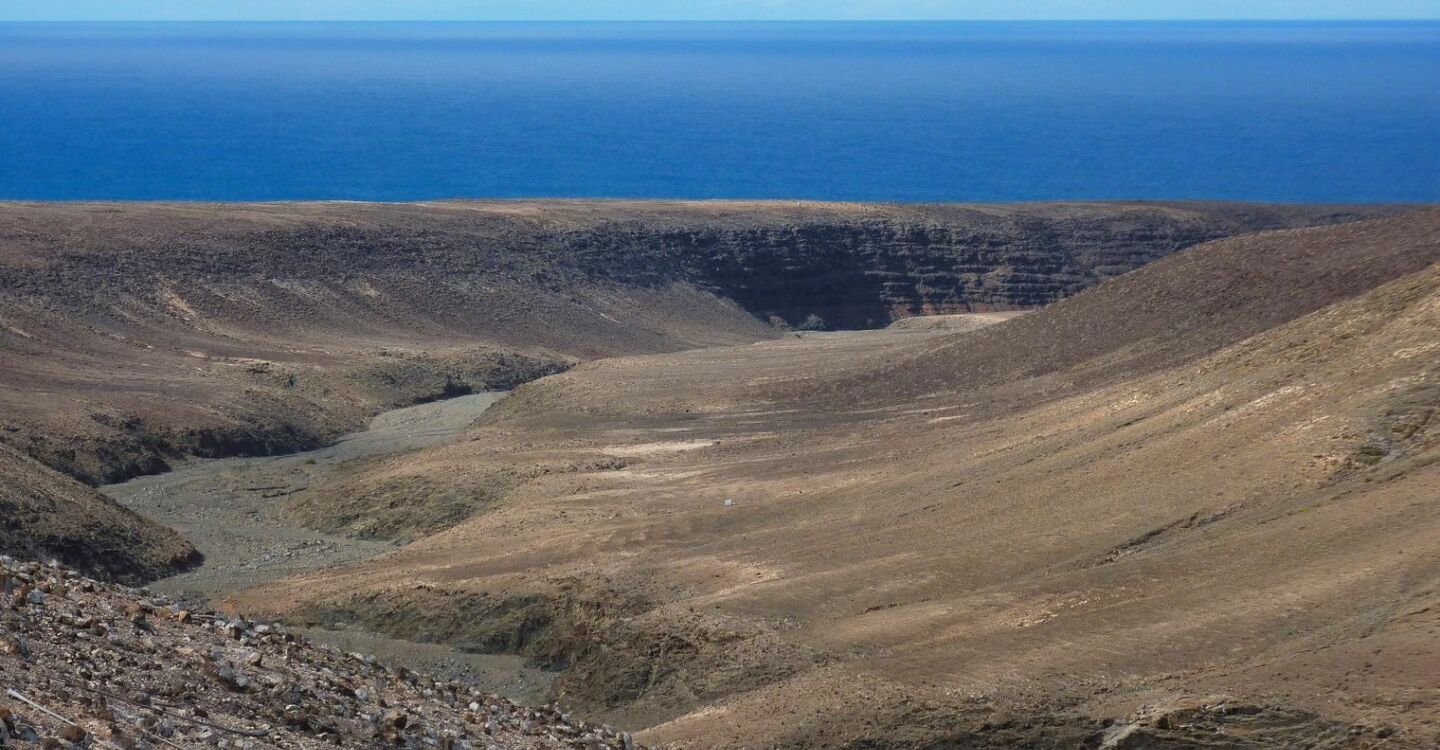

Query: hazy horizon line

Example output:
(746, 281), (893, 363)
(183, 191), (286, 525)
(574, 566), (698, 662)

(5, 17), (1439, 23)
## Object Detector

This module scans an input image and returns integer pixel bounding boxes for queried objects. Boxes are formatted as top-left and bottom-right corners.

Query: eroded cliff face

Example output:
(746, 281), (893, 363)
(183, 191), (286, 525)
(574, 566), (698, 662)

(0, 200), (1403, 488)
(546, 203), (1403, 329)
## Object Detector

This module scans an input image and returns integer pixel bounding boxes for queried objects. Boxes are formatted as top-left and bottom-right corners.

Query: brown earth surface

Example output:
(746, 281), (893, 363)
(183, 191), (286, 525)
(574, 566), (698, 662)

(233, 210), (1440, 749)
(0, 199), (1390, 581)
(883, 310), (1029, 332)
(0, 444), (199, 584)
(0, 556), (647, 750)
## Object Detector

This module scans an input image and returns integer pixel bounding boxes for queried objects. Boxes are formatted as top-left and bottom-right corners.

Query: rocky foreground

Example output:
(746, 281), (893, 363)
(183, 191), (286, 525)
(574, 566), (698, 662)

(0, 557), (641, 750)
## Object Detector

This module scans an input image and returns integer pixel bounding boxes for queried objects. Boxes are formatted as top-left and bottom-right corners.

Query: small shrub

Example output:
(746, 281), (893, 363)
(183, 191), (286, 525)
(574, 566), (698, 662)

(796, 313), (827, 331)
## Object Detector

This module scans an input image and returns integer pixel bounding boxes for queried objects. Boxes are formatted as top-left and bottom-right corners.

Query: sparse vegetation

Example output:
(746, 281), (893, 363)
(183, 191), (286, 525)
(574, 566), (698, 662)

(0, 201), (1434, 750)
(234, 208), (1440, 749)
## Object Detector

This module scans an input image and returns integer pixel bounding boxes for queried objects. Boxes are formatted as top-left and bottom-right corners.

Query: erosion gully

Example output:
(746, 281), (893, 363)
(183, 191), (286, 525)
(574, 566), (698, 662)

(102, 391), (556, 704)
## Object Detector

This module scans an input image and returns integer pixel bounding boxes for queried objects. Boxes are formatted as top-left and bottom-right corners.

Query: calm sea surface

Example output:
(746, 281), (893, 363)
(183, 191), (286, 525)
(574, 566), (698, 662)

(1, 22), (1436, 202)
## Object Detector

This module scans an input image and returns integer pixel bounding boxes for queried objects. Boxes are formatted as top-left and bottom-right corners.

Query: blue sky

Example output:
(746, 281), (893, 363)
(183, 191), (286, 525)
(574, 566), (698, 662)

(3, 1), (1439, 21)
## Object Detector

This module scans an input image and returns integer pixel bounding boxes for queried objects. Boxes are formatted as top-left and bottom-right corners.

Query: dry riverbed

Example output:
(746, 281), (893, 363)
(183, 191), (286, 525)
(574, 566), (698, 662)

(104, 392), (556, 703)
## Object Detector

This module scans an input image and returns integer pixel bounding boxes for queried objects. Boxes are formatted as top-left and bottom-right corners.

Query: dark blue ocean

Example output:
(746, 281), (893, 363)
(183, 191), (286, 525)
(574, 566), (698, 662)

(1, 22), (1437, 202)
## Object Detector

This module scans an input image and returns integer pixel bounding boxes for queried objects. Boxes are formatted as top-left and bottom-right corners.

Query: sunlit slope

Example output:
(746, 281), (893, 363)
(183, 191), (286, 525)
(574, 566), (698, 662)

(1, 199), (1389, 582)
(243, 211), (1440, 747)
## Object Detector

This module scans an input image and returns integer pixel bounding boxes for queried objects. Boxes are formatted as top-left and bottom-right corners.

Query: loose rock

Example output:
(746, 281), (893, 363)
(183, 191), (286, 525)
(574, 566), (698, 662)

(0, 558), (646, 750)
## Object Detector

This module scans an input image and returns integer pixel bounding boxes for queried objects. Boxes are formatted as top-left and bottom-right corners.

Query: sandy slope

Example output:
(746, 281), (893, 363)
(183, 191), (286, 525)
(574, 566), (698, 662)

(1, 199), (1384, 582)
(236, 210), (1440, 748)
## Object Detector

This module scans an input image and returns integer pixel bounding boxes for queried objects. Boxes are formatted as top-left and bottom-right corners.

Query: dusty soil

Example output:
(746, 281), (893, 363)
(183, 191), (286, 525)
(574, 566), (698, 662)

(1, 200), (1433, 749)
(104, 394), (503, 603)
(0, 199), (1396, 484)
(295, 627), (556, 708)
(104, 392), (564, 705)
(884, 310), (1029, 332)
(234, 211), (1440, 749)
(0, 557), (639, 750)
(0, 199), (1398, 579)
(0, 443), (198, 584)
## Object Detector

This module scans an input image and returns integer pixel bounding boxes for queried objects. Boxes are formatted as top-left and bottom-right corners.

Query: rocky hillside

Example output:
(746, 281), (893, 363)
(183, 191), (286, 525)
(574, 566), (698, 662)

(0, 200), (1397, 480)
(458, 201), (1401, 328)
(0, 445), (198, 584)
(0, 199), (1395, 581)
(0, 556), (645, 750)
(0, 198), (1405, 578)
(2, 201), (1393, 332)
(236, 210), (1440, 749)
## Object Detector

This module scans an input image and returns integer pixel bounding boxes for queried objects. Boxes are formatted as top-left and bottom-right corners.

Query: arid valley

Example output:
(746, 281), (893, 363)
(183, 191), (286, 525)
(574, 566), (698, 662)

(1, 200), (1437, 749)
